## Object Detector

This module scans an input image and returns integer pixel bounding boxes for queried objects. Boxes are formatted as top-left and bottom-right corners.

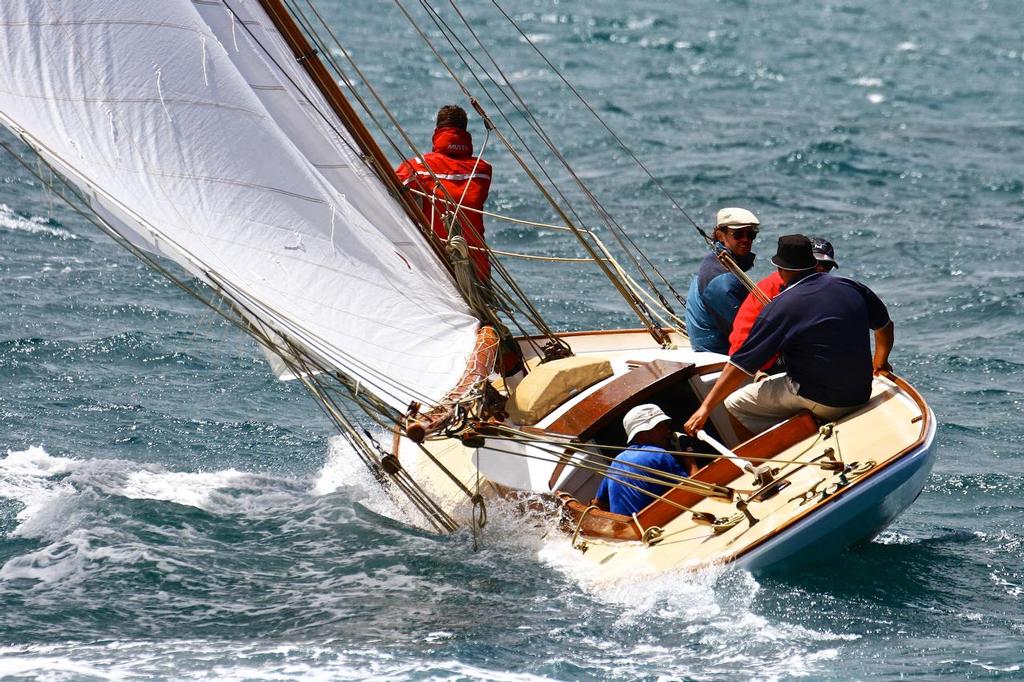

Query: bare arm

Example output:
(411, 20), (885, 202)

(873, 320), (895, 374)
(684, 362), (751, 436)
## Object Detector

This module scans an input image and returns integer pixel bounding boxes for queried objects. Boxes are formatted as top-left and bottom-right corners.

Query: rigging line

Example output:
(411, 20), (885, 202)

(410, 0), (597, 245)
(299, 9), (561, 350)
(487, 0), (709, 245)
(484, 428), (838, 471)
(407, 189), (572, 230)
(477, 442), (709, 514)
(443, 0), (688, 313)
(409, 188), (687, 331)
(6, 132), (429, 420)
(36, 3), (450, 410)
(449, 125), (491, 239)
(413, 3), (676, 342)
(411, 0), (609, 264)
(477, 249), (604, 264)
(481, 432), (707, 490)
(274, 331), (404, 428)
(397, 0), (667, 346)
(424, 1), (682, 321)
(295, 1), (568, 347)
(475, 428), (709, 490)
(2, 139), (455, 526)
(413, 442), (481, 503)
(288, 0), (558, 344)
(278, 340), (459, 532)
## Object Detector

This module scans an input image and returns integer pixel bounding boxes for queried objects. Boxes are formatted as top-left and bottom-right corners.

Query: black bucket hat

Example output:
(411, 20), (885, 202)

(771, 234), (817, 271)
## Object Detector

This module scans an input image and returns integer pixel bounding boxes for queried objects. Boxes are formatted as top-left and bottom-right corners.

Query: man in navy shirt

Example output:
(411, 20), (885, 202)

(685, 207), (761, 354)
(595, 404), (690, 516)
(684, 234), (895, 438)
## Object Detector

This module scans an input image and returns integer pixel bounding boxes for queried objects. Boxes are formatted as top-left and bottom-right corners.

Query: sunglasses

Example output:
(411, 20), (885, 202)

(726, 227), (759, 240)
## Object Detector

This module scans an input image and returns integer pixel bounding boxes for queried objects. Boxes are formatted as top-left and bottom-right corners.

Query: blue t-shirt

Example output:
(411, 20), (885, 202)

(731, 273), (890, 407)
(685, 245), (756, 354)
(595, 444), (689, 516)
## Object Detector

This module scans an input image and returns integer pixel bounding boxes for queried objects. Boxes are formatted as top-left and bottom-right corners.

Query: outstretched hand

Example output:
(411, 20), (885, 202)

(683, 407), (710, 437)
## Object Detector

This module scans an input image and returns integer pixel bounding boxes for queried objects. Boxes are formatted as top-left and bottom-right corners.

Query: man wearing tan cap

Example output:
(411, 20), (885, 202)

(684, 207), (760, 354)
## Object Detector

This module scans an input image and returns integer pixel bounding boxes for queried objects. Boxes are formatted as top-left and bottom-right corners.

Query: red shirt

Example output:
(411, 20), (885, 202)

(728, 271), (785, 368)
(396, 127), (492, 280)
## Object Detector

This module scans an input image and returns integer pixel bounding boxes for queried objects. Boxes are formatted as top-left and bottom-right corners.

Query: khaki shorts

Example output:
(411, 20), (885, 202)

(724, 373), (857, 435)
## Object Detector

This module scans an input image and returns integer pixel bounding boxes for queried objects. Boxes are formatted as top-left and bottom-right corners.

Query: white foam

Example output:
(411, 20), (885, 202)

(313, 434), (433, 530)
(0, 446), (77, 525)
(852, 76), (884, 87)
(0, 203), (77, 240)
(0, 641), (557, 682)
(1, 445), (297, 540)
(121, 467), (248, 509)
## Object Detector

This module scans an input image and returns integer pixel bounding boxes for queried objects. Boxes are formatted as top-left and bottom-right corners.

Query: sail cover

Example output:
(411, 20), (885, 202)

(0, 1), (480, 411)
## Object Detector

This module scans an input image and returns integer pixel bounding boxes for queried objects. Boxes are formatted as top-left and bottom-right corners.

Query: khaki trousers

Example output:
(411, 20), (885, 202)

(724, 373), (856, 435)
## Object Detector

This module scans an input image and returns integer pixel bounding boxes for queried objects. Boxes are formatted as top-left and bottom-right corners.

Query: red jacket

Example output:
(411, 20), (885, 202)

(395, 127), (492, 280)
(728, 271), (785, 368)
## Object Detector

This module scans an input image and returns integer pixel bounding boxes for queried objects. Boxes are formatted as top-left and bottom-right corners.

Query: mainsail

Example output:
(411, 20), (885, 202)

(0, 0), (480, 412)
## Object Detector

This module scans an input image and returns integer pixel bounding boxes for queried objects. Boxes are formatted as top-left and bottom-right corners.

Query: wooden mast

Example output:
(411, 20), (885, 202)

(254, 0), (452, 271)
(254, 0), (501, 440)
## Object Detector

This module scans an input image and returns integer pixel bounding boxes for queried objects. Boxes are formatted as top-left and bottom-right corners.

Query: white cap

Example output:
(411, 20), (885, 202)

(623, 404), (671, 443)
(716, 207), (760, 228)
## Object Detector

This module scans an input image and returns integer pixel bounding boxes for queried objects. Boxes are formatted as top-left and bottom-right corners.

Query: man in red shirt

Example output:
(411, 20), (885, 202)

(727, 237), (840, 359)
(396, 105), (493, 281)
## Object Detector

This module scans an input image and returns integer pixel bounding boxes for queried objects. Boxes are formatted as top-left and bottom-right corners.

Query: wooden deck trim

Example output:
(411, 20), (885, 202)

(560, 410), (820, 540)
(544, 359), (696, 439)
(721, 372), (932, 564)
(636, 411), (818, 529)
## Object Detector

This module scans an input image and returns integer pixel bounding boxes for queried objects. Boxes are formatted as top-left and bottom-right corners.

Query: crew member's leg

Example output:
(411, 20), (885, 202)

(723, 374), (808, 435)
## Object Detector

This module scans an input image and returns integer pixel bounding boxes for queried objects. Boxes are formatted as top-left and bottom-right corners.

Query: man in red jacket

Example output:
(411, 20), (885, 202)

(396, 105), (493, 281)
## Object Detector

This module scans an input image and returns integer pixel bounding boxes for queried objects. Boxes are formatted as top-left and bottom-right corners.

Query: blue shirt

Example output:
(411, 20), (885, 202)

(595, 444), (689, 516)
(685, 244), (756, 354)
(731, 273), (890, 407)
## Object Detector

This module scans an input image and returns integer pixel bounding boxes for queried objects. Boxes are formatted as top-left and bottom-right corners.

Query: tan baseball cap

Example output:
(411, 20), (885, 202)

(716, 207), (760, 228)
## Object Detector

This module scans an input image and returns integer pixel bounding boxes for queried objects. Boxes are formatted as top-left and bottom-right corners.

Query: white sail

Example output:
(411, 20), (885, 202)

(0, 0), (480, 411)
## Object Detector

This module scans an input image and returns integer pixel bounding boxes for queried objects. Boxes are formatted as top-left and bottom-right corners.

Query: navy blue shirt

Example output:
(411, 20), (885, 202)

(731, 273), (890, 407)
(595, 445), (689, 516)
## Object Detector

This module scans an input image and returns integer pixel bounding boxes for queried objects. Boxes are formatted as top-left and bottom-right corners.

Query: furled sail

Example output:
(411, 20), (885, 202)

(0, 0), (480, 411)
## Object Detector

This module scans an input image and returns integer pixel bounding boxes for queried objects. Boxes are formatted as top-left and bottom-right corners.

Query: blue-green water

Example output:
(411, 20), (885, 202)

(2, 1), (1022, 679)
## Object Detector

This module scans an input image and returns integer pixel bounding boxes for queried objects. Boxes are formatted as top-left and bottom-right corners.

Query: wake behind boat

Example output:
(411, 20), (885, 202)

(0, 0), (934, 577)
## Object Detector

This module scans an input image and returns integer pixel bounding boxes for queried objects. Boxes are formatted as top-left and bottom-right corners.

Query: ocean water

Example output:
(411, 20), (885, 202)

(2, 0), (1022, 679)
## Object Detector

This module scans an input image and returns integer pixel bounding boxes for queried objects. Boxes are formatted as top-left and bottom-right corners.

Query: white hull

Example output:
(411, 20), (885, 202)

(401, 329), (936, 579)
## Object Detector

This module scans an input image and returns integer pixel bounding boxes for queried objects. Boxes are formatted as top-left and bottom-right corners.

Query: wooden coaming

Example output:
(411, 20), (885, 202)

(560, 410), (819, 540)
(545, 359), (695, 439)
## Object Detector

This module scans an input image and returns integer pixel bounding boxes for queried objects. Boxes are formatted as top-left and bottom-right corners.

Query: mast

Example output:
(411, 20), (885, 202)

(255, 0), (457, 279)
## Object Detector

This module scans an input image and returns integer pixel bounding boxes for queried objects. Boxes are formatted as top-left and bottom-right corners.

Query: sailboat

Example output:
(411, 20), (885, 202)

(0, 1), (934, 576)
